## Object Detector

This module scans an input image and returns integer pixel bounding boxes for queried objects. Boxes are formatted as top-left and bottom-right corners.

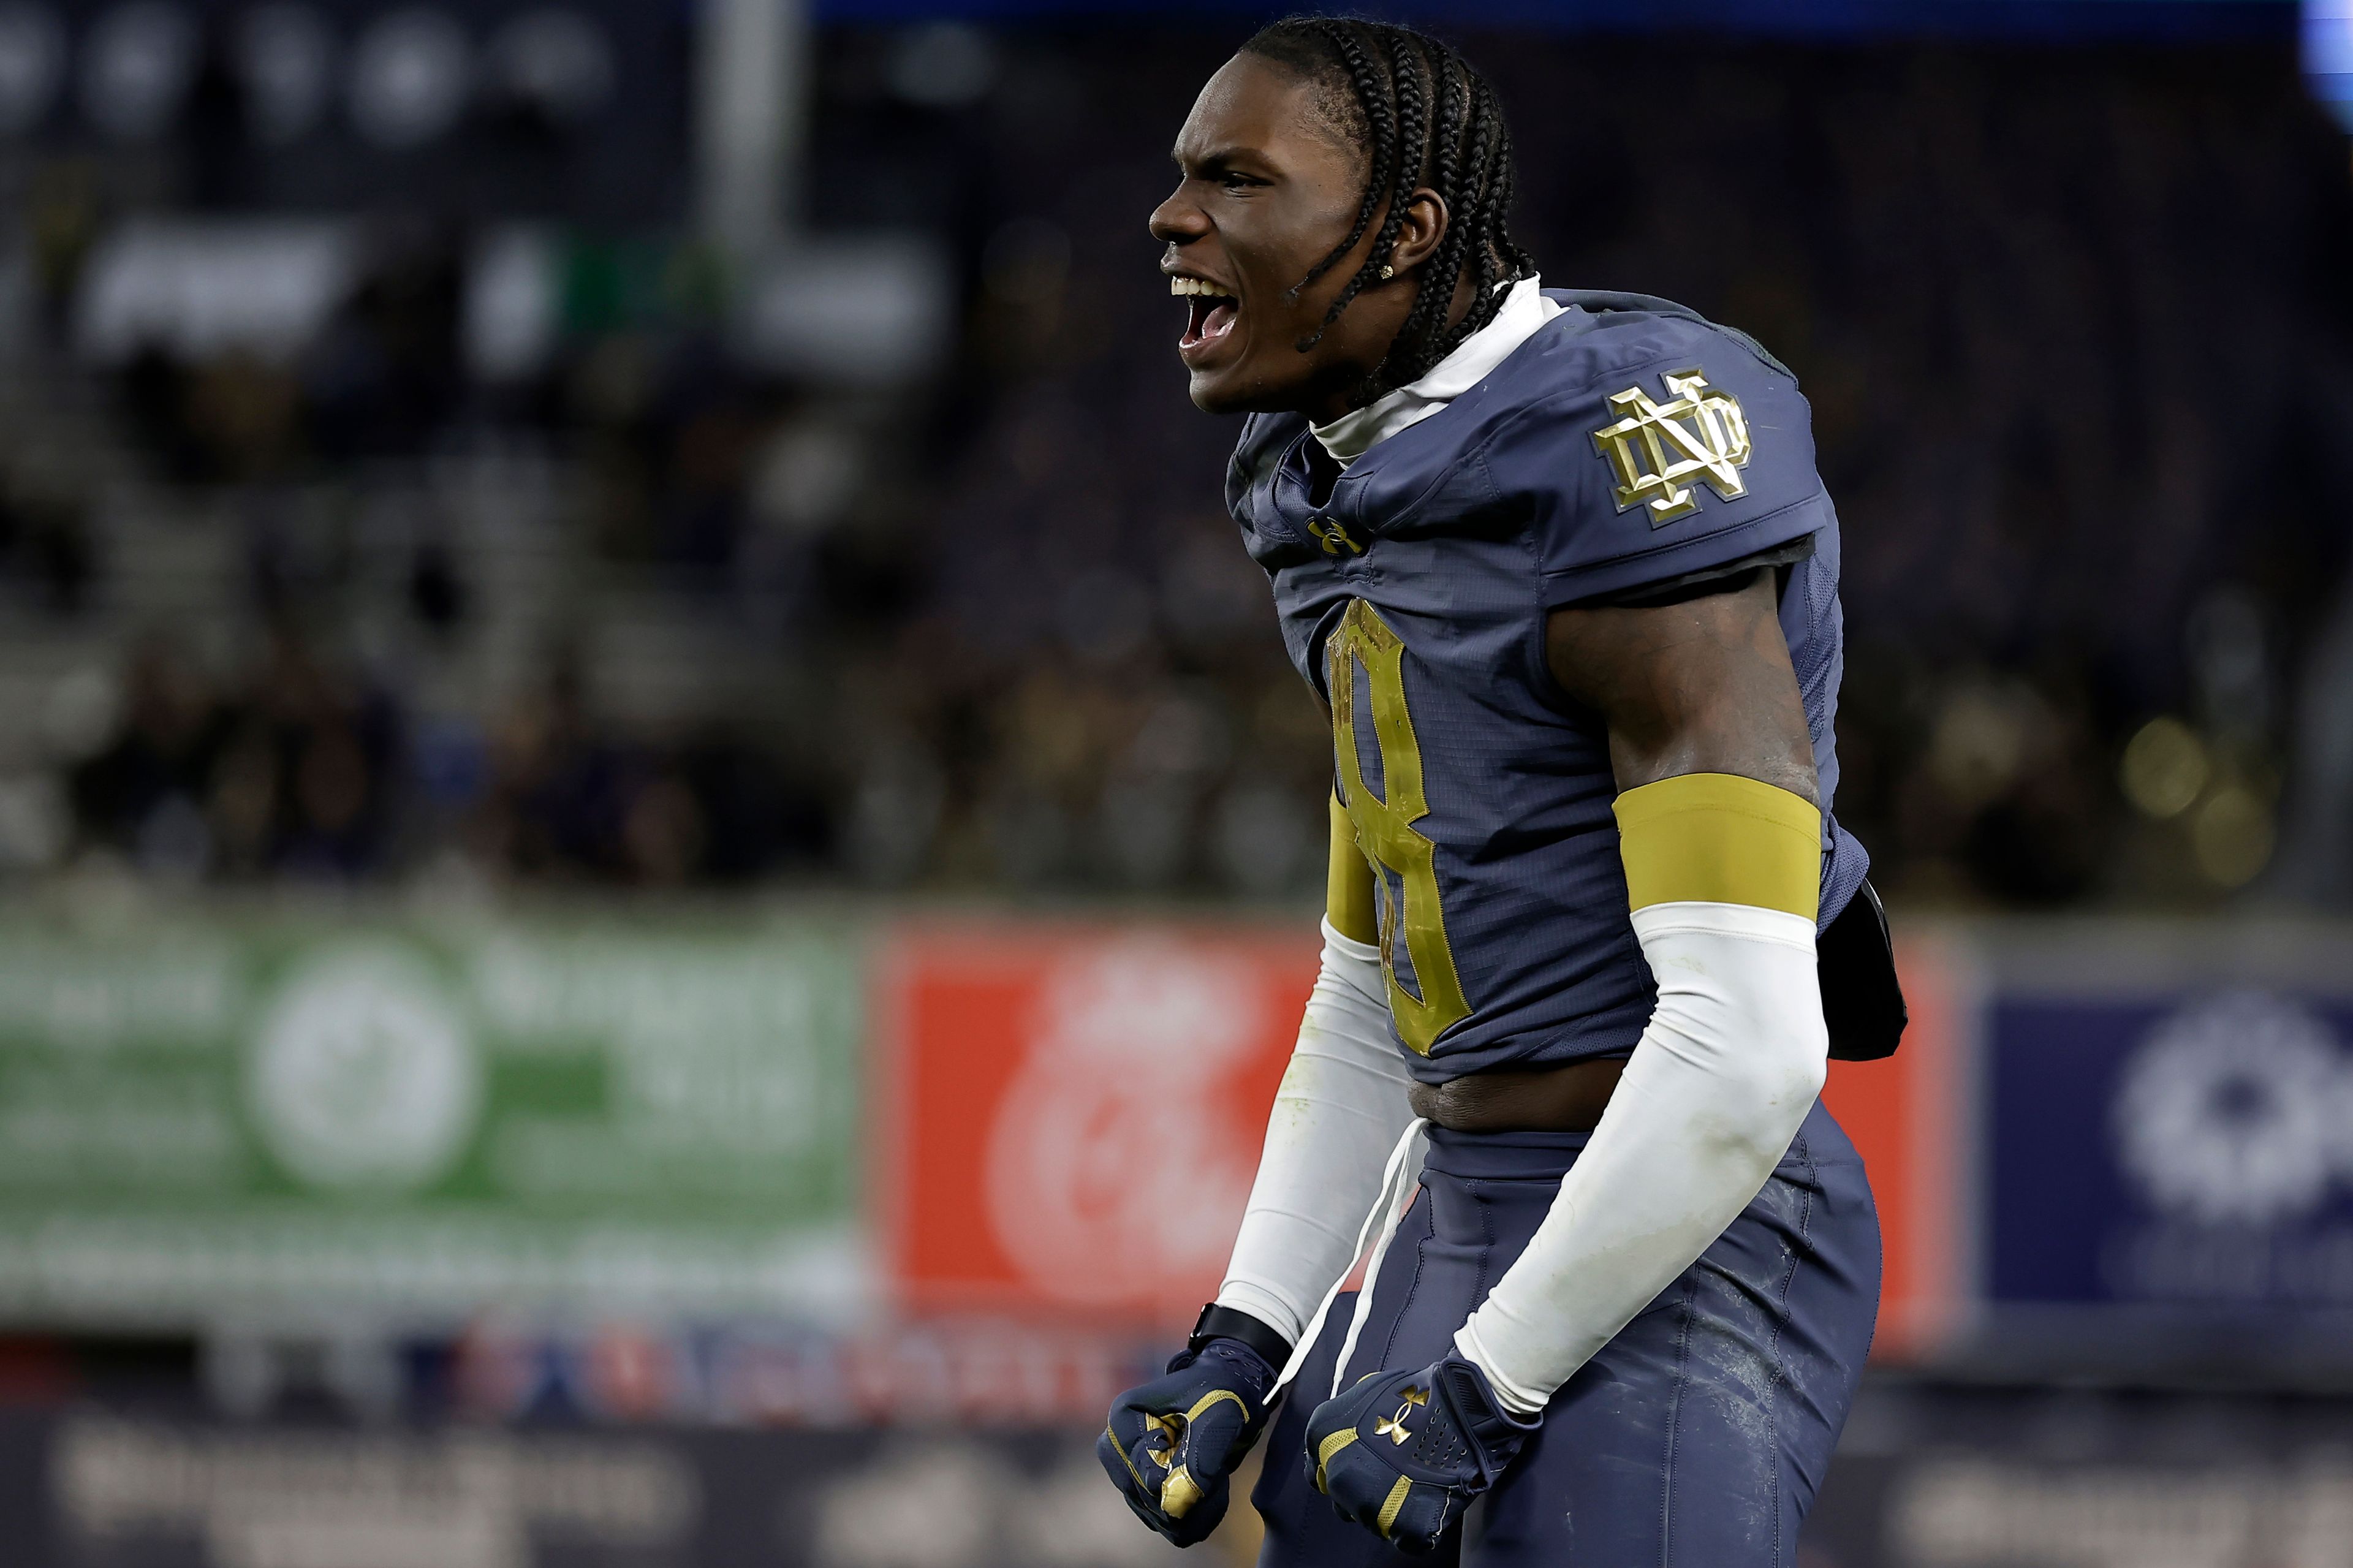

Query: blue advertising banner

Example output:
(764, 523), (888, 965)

(1988, 986), (2353, 1311)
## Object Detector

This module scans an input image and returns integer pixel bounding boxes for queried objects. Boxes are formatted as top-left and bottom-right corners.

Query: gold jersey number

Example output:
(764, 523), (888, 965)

(1328, 599), (1472, 1055)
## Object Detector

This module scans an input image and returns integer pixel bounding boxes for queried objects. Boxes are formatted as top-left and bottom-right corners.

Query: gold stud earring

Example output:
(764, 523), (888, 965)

(1379, 264), (1395, 279)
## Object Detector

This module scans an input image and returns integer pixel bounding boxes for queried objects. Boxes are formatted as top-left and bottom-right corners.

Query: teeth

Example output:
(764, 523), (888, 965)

(1169, 277), (1232, 298)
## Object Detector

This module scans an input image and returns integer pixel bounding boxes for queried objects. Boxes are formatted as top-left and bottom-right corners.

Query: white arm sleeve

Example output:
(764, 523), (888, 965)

(1453, 901), (1828, 1416)
(1214, 918), (1416, 1346)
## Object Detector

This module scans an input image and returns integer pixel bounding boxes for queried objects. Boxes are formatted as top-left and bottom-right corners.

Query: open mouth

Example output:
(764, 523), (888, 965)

(1172, 276), (1238, 353)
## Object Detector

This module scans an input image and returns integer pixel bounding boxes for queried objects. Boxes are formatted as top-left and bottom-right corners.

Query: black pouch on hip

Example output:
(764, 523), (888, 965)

(1819, 879), (1907, 1061)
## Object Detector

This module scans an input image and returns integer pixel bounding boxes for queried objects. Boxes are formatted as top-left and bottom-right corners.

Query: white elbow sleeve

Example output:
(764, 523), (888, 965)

(1455, 902), (1825, 1415)
(1638, 902), (1829, 1138)
(1453, 771), (1832, 1418)
(1216, 919), (1415, 1347)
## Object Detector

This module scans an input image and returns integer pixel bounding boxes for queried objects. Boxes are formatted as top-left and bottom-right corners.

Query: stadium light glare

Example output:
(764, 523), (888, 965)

(2305, 0), (2353, 130)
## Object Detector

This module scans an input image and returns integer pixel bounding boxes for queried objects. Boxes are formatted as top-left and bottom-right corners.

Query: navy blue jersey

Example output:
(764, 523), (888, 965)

(1227, 290), (1868, 1083)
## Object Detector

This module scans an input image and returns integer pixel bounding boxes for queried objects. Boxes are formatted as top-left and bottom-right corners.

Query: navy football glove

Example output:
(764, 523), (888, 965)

(1098, 1338), (1279, 1547)
(1304, 1355), (1538, 1555)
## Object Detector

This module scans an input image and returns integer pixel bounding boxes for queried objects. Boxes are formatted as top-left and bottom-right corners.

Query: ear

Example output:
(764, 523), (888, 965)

(1388, 188), (1450, 275)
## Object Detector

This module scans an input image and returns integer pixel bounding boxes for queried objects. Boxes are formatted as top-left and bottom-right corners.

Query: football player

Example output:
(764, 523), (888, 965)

(1098, 17), (1903, 1565)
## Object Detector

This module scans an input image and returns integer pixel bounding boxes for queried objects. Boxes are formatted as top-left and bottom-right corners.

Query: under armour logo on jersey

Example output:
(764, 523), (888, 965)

(1590, 367), (1752, 524)
(1308, 518), (1365, 556)
(1375, 1386), (1427, 1444)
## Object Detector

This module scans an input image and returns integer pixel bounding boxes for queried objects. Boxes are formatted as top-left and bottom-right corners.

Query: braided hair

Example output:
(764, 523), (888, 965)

(1241, 17), (1536, 395)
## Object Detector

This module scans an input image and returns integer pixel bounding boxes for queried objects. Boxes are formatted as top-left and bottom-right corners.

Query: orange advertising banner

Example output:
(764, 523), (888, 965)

(877, 916), (1965, 1355)
(877, 921), (1319, 1327)
(1819, 932), (1969, 1357)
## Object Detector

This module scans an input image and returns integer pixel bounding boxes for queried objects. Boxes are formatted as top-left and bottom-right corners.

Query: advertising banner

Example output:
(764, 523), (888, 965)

(1802, 1380), (2353, 1568)
(1818, 933), (1968, 1356)
(12, 1379), (2353, 1568)
(875, 915), (1960, 1350)
(877, 922), (1317, 1325)
(0, 909), (862, 1328)
(442, 1316), (1159, 1428)
(1988, 977), (2353, 1312)
(0, 1408), (1219, 1568)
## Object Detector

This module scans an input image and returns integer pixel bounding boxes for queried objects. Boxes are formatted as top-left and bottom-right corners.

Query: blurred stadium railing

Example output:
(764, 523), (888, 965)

(0, 0), (2348, 1565)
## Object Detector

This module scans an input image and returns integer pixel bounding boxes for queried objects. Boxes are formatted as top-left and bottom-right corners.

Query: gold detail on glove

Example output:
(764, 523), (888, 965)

(1374, 1385), (1427, 1444)
(1108, 1421), (1149, 1490)
(1133, 1389), (1254, 1519)
(1314, 1427), (1360, 1493)
(1161, 1465), (1203, 1517)
(1143, 1412), (1181, 1470)
(1375, 1475), (1415, 1539)
(1180, 1388), (1249, 1428)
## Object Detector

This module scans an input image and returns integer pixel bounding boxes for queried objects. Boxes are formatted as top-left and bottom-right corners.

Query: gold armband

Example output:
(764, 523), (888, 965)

(1613, 773), (1821, 920)
(1326, 795), (1379, 944)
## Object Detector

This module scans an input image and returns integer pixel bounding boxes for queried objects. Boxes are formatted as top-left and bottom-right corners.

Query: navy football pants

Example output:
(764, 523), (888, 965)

(1252, 1100), (1881, 1567)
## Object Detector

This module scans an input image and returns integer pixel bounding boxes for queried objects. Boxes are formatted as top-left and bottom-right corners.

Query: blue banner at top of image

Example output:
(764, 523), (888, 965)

(1989, 988), (2353, 1312)
(813, 0), (2298, 44)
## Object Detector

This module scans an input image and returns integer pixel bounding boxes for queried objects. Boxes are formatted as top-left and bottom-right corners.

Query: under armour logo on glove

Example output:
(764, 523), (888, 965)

(1098, 1339), (1279, 1547)
(1374, 1385), (1427, 1442)
(1305, 1356), (1537, 1555)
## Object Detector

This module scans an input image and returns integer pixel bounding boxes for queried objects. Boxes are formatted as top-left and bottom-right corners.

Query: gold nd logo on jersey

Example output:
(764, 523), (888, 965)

(1590, 367), (1752, 524)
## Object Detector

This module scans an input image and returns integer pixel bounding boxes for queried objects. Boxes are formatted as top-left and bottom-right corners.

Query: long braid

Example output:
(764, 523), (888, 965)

(1370, 32), (1427, 270)
(1286, 22), (1393, 303)
(1243, 16), (1537, 393)
(1474, 73), (1533, 279)
(1426, 38), (1465, 228)
(1430, 77), (1506, 352)
(1303, 31), (1426, 350)
(1384, 39), (1472, 377)
(1478, 70), (1536, 282)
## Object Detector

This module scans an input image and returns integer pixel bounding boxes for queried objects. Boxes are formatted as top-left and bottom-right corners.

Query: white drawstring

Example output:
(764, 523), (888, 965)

(1326, 1118), (1425, 1400)
(1273, 1117), (1428, 1398)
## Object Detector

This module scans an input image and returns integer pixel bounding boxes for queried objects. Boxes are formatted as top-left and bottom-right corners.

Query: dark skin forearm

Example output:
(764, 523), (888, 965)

(1544, 572), (1818, 802)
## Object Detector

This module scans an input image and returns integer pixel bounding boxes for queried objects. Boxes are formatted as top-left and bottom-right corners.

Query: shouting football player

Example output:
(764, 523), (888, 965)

(1099, 16), (1906, 1565)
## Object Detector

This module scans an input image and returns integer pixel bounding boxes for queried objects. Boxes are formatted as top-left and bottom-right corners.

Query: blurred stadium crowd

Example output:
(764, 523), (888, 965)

(3, 23), (2351, 908)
